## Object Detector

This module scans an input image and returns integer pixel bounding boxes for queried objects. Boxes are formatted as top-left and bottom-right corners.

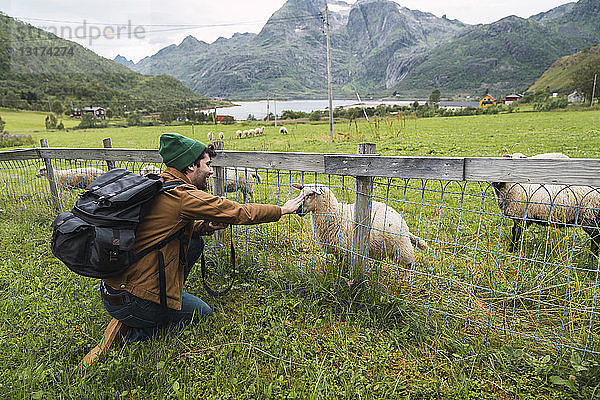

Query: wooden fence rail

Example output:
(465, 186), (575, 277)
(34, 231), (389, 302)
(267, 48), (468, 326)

(3, 146), (600, 186)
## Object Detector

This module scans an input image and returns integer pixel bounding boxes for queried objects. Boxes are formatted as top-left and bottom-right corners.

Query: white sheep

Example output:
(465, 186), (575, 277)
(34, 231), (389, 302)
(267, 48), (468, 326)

(260, 126), (265, 135)
(292, 184), (429, 266)
(279, 126), (288, 135)
(492, 152), (600, 255)
(36, 166), (105, 189)
(218, 168), (262, 202)
(207, 131), (214, 141)
(243, 130), (249, 138)
(218, 132), (224, 140)
(140, 165), (162, 178)
(236, 130), (243, 138)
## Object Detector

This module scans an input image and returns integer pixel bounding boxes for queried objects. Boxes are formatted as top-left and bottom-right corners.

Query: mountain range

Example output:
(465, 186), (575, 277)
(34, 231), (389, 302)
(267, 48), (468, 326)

(130, 0), (600, 99)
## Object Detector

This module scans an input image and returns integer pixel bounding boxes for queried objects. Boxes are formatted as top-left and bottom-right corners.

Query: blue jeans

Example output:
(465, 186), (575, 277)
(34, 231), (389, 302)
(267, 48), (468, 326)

(101, 236), (212, 343)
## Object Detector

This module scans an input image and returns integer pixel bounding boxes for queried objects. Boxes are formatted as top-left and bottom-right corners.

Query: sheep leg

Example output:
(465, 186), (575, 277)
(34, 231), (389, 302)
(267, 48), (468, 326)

(509, 220), (523, 252)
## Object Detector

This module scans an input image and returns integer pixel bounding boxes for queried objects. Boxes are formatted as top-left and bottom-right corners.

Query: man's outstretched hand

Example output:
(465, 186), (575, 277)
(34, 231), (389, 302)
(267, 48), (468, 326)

(281, 193), (305, 215)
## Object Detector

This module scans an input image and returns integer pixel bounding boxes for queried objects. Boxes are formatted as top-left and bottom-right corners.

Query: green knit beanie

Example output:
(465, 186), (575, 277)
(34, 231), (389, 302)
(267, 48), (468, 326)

(159, 133), (207, 171)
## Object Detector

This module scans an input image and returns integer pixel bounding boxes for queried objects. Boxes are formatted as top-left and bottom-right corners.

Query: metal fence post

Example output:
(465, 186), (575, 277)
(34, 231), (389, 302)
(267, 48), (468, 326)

(40, 139), (62, 213)
(102, 138), (115, 170)
(212, 141), (226, 248)
(351, 143), (376, 279)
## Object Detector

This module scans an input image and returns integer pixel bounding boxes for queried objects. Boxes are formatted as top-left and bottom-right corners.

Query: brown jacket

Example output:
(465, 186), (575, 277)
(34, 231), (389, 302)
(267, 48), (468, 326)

(103, 167), (281, 309)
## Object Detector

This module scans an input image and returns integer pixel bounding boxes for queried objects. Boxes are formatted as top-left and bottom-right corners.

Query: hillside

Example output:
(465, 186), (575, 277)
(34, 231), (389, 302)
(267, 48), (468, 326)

(0, 14), (219, 112)
(130, 0), (600, 99)
(528, 43), (600, 94)
(390, 16), (592, 97)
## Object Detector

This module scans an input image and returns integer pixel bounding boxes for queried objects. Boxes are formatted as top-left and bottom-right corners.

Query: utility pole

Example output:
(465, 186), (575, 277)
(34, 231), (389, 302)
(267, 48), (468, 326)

(274, 97), (277, 127)
(325, 5), (333, 140)
(592, 74), (598, 107)
(266, 99), (270, 122)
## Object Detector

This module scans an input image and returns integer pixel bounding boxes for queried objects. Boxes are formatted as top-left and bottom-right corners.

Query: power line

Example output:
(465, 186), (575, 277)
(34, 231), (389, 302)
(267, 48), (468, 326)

(1, 13), (323, 44)
(11, 14), (323, 27)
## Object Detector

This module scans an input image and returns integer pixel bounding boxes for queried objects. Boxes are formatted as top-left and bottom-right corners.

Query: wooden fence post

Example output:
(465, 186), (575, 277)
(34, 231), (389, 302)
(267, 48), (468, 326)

(102, 138), (115, 170)
(351, 143), (376, 279)
(40, 139), (62, 213)
(212, 141), (226, 248)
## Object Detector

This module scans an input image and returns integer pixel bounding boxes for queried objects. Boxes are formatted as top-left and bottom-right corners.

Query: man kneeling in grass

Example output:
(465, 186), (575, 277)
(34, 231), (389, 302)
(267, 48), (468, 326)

(82, 133), (304, 367)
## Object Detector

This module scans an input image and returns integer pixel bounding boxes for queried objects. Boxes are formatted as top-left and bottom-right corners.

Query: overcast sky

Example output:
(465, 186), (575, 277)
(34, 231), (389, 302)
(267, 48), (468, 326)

(3, 0), (574, 62)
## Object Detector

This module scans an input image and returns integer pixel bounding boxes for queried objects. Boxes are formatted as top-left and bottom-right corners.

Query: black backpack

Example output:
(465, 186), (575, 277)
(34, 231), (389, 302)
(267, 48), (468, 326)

(51, 167), (235, 302)
(50, 168), (184, 279)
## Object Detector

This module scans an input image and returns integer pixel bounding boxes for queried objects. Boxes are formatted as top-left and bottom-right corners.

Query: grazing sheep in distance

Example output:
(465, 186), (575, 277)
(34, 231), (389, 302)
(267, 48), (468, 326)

(279, 126), (288, 134)
(218, 132), (224, 140)
(260, 126), (265, 135)
(207, 131), (214, 141)
(220, 168), (262, 202)
(236, 130), (243, 138)
(36, 166), (105, 189)
(140, 165), (162, 179)
(292, 183), (429, 266)
(492, 152), (600, 255)
(243, 130), (249, 138)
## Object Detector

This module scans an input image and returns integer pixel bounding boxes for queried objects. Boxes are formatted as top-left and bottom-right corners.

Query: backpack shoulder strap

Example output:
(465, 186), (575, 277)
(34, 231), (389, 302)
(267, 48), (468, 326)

(160, 179), (185, 192)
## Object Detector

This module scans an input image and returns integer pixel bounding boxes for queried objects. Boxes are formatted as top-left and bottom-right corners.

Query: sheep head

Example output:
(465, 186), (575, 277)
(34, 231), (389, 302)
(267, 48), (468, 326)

(36, 166), (48, 178)
(291, 183), (329, 217)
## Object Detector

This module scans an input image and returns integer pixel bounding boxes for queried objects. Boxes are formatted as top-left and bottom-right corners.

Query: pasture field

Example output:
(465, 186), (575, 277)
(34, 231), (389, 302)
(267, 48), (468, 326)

(0, 107), (599, 157)
(0, 108), (80, 132)
(1, 108), (600, 399)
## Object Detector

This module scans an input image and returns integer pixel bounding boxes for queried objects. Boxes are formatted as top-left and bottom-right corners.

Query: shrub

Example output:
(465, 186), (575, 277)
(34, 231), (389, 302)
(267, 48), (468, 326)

(220, 115), (235, 125)
(0, 133), (33, 148)
(308, 111), (323, 121)
(45, 114), (58, 129)
(0, 116), (5, 133)
(533, 96), (569, 112)
(77, 113), (106, 129)
(126, 113), (142, 127)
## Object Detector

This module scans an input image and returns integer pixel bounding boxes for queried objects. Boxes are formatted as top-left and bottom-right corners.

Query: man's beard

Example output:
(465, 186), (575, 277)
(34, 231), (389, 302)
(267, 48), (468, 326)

(192, 170), (208, 190)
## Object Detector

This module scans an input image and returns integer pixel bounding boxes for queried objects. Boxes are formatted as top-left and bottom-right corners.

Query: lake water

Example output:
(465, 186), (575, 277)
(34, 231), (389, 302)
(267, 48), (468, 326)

(219, 99), (418, 120)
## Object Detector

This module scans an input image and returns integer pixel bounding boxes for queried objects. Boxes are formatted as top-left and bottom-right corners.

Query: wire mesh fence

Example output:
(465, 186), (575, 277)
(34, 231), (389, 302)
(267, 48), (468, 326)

(0, 145), (598, 360)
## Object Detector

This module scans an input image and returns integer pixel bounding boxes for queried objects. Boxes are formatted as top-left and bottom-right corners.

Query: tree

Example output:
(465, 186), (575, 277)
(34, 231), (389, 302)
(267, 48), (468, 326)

(571, 58), (600, 103)
(51, 100), (64, 115)
(428, 89), (441, 105)
(78, 114), (99, 129)
(45, 114), (58, 129)
(0, 115), (5, 133)
(126, 113), (141, 126)
(309, 111), (322, 121)
(160, 110), (175, 124)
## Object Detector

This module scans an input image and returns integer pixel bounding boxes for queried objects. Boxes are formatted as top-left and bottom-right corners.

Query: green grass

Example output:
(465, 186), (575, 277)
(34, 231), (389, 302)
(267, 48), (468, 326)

(1, 108), (600, 398)
(0, 108), (80, 132)
(1, 108), (598, 158)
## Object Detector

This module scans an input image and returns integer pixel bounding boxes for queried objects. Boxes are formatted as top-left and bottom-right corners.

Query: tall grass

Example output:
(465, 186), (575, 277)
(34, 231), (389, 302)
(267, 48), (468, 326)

(1, 109), (600, 398)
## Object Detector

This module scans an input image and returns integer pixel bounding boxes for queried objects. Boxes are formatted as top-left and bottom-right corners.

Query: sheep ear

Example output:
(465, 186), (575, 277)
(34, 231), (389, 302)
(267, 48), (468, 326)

(291, 183), (303, 190)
